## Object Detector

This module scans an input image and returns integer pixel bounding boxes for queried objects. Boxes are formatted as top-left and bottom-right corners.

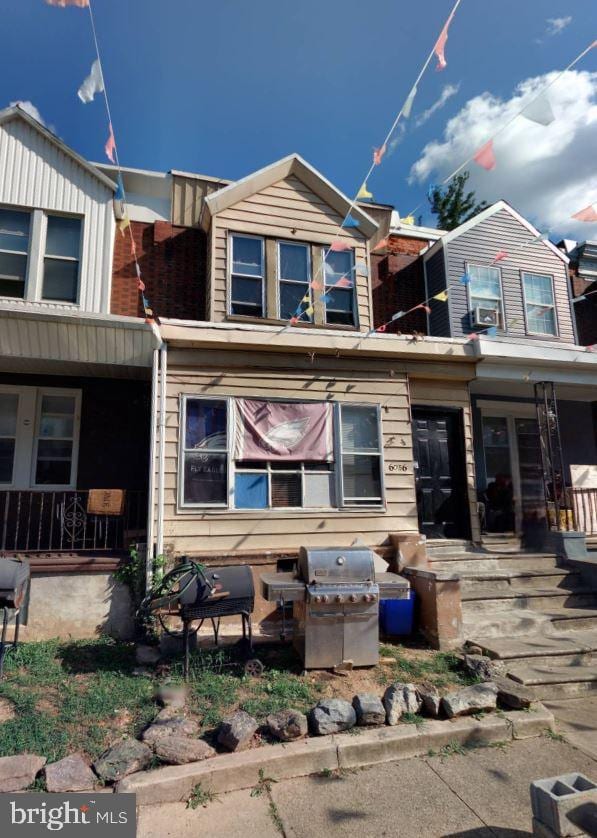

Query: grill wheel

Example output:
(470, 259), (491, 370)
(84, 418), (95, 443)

(244, 658), (264, 677)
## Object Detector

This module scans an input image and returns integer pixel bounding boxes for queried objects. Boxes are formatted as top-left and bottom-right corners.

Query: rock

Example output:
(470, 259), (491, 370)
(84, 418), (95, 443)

(154, 706), (185, 722)
(352, 693), (386, 726)
(93, 738), (152, 782)
(266, 709), (308, 742)
(132, 667), (153, 677)
(309, 699), (356, 735)
(383, 683), (422, 725)
(156, 684), (187, 710)
(217, 710), (258, 752)
(465, 644), (483, 656)
(442, 682), (499, 719)
(417, 683), (441, 718)
(135, 645), (161, 666)
(154, 736), (215, 765)
(141, 716), (200, 746)
(0, 697), (15, 723)
(464, 654), (505, 681)
(491, 675), (535, 710)
(0, 754), (46, 792)
(45, 753), (96, 792)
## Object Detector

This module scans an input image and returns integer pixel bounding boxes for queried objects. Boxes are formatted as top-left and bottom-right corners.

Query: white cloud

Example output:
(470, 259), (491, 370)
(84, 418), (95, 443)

(409, 70), (597, 238)
(9, 100), (47, 126)
(415, 83), (460, 127)
(546, 16), (572, 37)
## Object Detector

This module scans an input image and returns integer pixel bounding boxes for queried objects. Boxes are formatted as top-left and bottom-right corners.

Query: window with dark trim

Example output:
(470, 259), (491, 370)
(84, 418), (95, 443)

(42, 215), (81, 303)
(0, 208), (30, 299)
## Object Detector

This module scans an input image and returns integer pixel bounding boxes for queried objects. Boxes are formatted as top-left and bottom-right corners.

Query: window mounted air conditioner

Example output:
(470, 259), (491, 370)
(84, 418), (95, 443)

(473, 306), (499, 328)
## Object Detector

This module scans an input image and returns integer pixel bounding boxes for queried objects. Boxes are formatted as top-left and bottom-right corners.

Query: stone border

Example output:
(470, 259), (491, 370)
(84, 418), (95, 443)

(117, 705), (555, 805)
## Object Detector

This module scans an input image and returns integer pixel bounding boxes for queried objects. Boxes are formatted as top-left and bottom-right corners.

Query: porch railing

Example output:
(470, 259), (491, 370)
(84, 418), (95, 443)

(571, 488), (597, 537)
(0, 490), (146, 554)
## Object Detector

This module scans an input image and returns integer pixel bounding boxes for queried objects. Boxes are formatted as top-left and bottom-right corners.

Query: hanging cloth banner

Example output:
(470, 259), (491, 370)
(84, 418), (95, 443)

(473, 139), (496, 171)
(104, 122), (116, 163)
(522, 92), (555, 126)
(46, 0), (89, 6)
(357, 182), (373, 200)
(434, 7), (456, 70)
(234, 399), (334, 462)
(77, 59), (104, 104)
(572, 204), (597, 222)
(402, 85), (418, 118)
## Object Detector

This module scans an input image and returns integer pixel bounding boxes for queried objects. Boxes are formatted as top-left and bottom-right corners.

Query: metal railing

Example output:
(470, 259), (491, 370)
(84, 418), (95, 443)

(571, 488), (597, 537)
(0, 490), (146, 553)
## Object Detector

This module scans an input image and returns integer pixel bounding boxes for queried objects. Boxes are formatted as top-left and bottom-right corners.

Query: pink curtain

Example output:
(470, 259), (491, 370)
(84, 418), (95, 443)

(234, 399), (334, 461)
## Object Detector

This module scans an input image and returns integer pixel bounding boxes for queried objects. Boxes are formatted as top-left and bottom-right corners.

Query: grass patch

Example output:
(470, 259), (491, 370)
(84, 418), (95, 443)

(377, 646), (473, 689)
(401, 712), (426, 727)
(544, 728), (566, 742)
(240, 670), (315, 721)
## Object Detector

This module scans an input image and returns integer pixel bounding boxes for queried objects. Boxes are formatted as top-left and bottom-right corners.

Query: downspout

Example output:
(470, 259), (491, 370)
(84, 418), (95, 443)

(156, 341), (168, 561)
(145, 347), (159, 592)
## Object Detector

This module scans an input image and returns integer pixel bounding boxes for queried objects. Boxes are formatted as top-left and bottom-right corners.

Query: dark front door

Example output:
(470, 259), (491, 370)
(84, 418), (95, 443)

(412, 407), (470, 539)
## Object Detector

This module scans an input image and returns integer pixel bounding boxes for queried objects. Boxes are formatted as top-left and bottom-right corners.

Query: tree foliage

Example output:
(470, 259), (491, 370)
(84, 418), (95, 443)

(428, 172), (489, 231)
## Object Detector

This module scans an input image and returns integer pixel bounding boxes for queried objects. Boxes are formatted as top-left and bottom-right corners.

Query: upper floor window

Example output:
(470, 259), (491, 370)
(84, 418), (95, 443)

(522, 272), (557, 336)
(324, 249), (356, 326)
(0, 209), (30, 299)
(278, 241), (311, 321)
(230, 234), (264, 317)
(467, 264), (504, 328)
(0, 206), (82, 305)
(43, 216), (81, 303)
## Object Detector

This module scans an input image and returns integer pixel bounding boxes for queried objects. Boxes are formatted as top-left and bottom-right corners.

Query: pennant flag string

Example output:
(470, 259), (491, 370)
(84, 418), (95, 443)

(572, 203), (597, 223)
(77, 58), (104, 103)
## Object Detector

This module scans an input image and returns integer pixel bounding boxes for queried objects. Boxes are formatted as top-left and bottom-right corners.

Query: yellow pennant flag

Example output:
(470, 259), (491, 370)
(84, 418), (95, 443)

(118, 214), (131, 234)
(305, 305), (314, 316)
(433, 291), (448, 302)
(402, 215), (416, 225)
(357, 182), (373, 200)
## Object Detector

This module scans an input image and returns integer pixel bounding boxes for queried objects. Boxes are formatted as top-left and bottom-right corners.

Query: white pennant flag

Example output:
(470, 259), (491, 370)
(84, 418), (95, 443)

(78, 59), (105, 104)
(522, 93), (555, 126)
(402, 85), (418, 119)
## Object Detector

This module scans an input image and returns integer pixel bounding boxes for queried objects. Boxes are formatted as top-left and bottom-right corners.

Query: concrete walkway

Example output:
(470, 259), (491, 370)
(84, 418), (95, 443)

(137, 737), (597, 838)
(545, 696), (597, 760)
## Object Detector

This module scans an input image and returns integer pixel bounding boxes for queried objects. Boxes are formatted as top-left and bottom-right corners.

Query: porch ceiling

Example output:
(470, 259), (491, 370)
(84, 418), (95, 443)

(470, 378), (597, 402)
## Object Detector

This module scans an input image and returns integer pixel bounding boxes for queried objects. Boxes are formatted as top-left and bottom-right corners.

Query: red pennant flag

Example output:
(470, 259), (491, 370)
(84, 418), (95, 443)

(330, 240), (351, 252)
(310, 280), (323, 291)
(572, 204), (597, 222)
(373, 144), (386, 166)
(335, 276), (353, 288)
(493, 250), (508, 263)
(376, 324), (387, 333)
(416, 304), (432, 314)
(467, 332), (480, 341)
(586, 345), (597, 353)
(104, 122), (116, 163)
(289, 316), (299, 326)
(46, 0), (89, 6)
(473, 139), (496, 171)
(372, 238), (389, 252)
(136, 277), (145, 292)
(434, 8), (456, 70)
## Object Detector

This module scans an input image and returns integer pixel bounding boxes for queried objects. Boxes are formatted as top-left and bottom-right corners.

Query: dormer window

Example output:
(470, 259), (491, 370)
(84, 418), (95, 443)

(278, 241), (311, 321)
(324, 249), (356, 326)
(522, 272), (557, 336)
(467, 263), (504, 329)
(230, 234), (264, 317)
(0, 208), (30, 299)
(42, 215), (81, 303)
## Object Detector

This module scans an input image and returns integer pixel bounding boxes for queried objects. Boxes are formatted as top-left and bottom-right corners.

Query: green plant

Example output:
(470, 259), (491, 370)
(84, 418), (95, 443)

(437, 740), (467, 760)
(251, 768), (277, 798)
(268, 800), (285, 835)
(544, 728), (566, 742)
(402, 713), (425, 727)
(186, 783), (218, 809)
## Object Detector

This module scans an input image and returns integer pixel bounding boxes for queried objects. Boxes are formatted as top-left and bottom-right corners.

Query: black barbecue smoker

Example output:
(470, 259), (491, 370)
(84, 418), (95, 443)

(0, 558), (30, 678)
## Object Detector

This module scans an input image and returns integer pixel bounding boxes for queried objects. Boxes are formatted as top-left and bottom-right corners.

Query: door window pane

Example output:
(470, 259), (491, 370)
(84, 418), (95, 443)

(34, 394), (76, 486)
(0, 393), (18, 484)
(0, 439), (15, 483)
(482, 417), (511, 481)
(183, 453), (227, 504)
(42, 216), (81, 303)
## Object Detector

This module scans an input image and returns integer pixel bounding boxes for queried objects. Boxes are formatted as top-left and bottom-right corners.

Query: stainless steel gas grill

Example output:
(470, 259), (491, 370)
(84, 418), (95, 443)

(0, 558), (30, 678)
(261, 546), (409, 669)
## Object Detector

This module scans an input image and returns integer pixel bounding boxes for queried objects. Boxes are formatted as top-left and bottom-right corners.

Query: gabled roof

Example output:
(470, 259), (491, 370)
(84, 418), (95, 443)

(423, 200), (569, 265)
(0, 105), (117, 192)
(201, 153), (378, 238)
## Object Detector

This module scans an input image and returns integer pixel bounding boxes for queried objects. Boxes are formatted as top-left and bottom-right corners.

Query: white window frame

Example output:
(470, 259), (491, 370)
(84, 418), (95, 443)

(276, 240), (312, 321)
(322, 247), (358, 328)
(337, 403), (385, 506)
(178, 396), (385, 511)
(41, 214), (83, 305)
(0, 207), (32, 301)
(227, 233), (266, 319)
(0, 384), (80, 490)
(466, 262), (505, 330)
(31, 388), (82, 490)
(178, 394), (231, 509)
(0, 205), (83, 307)
(521, 271), (558, 337)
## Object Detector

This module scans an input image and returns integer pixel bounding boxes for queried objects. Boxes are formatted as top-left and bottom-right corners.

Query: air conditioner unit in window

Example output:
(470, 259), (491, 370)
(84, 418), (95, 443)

(473, 306), (499, 328)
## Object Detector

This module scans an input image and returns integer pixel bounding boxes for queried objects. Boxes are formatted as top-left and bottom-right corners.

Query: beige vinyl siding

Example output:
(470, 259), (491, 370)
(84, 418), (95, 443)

(211, 175), (371, 329)
(409, 377), (480, 543)
(171, 174), (227, 228)
(160, 348), (416, 555)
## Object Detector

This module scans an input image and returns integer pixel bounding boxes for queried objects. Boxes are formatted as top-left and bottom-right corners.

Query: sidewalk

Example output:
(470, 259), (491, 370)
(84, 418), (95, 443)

(137, 736), (597, 837)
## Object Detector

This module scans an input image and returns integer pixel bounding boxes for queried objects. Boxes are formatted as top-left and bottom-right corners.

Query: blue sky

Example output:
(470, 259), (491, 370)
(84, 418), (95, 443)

(2, 0), (596, 234)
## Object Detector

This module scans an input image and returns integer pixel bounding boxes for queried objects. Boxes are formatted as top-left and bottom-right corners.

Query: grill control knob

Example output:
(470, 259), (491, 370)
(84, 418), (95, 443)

(350, 594), (358, 603)
(321, 594), (330, 604)
(313, 595), (322, 604)
(364, 593), (376, 603)
(335, 594), (344, 603)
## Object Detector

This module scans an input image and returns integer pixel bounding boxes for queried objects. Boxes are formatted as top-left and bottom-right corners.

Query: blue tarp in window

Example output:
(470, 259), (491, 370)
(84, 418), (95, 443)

(235, 473), (268, 509)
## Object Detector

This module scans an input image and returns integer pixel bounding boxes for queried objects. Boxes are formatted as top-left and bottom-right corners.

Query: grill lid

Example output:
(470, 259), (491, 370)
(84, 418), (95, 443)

(0, 558), (30, 609)
(298, 547), (375, 585)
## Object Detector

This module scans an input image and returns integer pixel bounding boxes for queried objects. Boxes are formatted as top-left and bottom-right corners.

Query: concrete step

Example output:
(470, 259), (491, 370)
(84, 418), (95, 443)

(548, 608), (597, 632)
(431, 553), (560, 572)
(469, 630), (597, 667)
(507, 661), (597, 699)
(460, 570), (581, 594)
(462, 608), (554, 638)
(462, 588), (597, 613)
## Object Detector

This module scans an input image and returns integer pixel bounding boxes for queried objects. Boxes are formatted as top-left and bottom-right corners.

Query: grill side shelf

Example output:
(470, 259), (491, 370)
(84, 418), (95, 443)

(260, 572), (306, 602)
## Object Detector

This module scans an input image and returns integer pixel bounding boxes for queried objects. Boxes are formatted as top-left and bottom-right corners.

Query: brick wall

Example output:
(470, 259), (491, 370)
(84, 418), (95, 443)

(372, 235), (432, 334)
(567, 265), (597, 346)
(111, 220), (207, 321)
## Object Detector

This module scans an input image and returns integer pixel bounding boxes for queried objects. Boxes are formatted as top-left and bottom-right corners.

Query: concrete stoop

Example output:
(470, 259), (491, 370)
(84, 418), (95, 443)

(116, 707), (555, 806)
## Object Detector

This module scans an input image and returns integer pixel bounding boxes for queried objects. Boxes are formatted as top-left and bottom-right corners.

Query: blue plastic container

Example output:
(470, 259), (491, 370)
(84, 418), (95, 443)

(380, 591), (415, 636)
